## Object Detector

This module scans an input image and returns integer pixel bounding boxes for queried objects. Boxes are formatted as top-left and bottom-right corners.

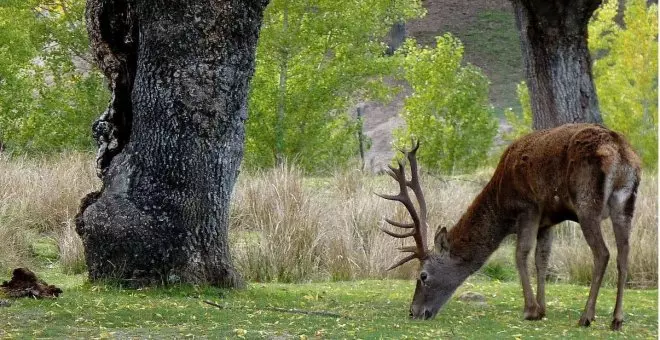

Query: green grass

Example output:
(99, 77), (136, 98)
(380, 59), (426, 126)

(1, 269), (656, 339)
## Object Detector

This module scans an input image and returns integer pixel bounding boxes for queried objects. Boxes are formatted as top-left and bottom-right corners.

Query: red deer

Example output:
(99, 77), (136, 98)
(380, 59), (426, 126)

(378, 123), (641, 330)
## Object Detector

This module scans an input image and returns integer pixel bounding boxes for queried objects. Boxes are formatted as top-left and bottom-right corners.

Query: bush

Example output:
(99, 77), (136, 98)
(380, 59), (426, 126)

(394, 34), (498, 174)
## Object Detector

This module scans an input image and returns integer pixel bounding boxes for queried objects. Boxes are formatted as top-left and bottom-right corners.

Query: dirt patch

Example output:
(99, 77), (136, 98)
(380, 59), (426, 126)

(406, 0), (512, 45)
(1, 268), (62, 298)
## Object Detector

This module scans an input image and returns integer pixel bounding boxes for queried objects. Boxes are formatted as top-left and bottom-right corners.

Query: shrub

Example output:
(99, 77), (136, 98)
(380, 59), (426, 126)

(394, 34), (498, 174)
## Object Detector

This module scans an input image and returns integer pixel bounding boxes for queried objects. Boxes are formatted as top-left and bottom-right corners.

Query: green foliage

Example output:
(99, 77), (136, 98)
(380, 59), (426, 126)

(0, 1), (40, 148)
(0, 0), (108, 153)
(2, 267), (658, 338)
(502, 81), (532, 142)
(394, 34), (498, 174)
(245, 0), (424, 173)
(590, 0), (658, 169)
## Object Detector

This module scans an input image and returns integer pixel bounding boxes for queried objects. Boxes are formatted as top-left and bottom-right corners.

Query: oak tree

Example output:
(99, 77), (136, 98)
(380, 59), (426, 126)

(511, 0), (604, 129)
(76, 0), (269, 287)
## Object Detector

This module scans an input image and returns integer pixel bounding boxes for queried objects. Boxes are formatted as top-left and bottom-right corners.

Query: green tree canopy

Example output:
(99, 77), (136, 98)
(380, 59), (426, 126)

(0, 0), (108, 153)
(395, 34), (498, 175)
(245, 0), (424, 173)
(590, 0), (658, 169)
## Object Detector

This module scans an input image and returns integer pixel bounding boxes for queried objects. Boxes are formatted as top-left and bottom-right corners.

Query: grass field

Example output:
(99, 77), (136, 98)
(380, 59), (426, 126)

(1, 267), (657, 339)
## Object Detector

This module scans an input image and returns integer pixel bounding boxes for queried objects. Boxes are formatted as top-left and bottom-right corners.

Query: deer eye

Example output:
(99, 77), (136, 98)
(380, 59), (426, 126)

(420, 271), (428, 282)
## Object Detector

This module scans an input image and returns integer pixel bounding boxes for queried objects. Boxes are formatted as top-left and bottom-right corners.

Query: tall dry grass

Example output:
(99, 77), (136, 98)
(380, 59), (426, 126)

(230, 164), (658, 287)
(549, 176), (658, 288)
(229, 164), (485, 282)
(0, 152), (97, 273)
(0, 153), (657, 288)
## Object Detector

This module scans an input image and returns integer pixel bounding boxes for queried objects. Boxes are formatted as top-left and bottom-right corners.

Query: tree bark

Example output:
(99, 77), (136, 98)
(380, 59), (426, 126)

(511, 0), (604, 130)
(76, 0), (269, 287)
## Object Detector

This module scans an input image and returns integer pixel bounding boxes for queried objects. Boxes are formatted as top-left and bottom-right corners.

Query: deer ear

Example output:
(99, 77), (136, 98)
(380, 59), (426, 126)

(434, 227), (450, 252)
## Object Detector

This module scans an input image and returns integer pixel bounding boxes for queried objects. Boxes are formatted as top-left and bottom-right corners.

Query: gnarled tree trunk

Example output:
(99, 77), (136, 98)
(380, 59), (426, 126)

(76, 0), (269, 287)
(511, 0), (604, 130)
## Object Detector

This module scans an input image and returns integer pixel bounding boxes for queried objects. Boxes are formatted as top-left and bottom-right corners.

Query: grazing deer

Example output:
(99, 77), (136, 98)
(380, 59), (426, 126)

(378, 123), (641, 330)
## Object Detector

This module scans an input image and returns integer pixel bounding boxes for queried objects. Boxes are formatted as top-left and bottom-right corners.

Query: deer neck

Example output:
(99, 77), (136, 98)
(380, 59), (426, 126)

(447, 183), (509, 272)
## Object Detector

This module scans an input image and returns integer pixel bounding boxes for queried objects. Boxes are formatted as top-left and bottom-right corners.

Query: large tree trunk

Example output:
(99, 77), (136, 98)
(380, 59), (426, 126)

(511, 0), (604, 130)
(76, 0), (269, 287)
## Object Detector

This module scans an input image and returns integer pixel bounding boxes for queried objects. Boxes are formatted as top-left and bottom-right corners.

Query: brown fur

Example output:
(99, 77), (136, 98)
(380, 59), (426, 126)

(1, 268), (63, 298)
(401, 124), (640, 330)
(450, 124), (640, 259)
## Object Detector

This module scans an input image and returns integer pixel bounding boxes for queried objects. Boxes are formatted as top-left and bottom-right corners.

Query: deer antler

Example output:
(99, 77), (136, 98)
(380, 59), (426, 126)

(377, 141), (428, 270)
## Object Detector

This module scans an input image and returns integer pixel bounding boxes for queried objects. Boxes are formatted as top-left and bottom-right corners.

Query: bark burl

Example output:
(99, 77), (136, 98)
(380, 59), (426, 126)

(76, 0), (269, 287)
(512, 0), (604, 130)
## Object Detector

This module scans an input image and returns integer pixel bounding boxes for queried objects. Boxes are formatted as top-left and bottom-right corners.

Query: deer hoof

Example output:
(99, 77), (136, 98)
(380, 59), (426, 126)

(537, 305), (546, 319)
(611, 318), (624, 331)
(578, 315), (594, 327)
(523, 305), (543, 320)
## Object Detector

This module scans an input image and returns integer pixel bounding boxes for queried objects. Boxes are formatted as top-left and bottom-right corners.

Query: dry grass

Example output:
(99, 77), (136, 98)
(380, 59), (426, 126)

(231, 164), (658, 286)
(229, 164), (484, 282)
(0, 152), (98, 273)
(550, 176), (658, 288)
(57, 219), (87, 274)
(0, 153), (656, 288)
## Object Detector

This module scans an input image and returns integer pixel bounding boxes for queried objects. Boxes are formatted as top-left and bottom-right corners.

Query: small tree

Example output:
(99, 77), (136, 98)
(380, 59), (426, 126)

(503, 82), (533, 142)
(395, 35), (498, 174)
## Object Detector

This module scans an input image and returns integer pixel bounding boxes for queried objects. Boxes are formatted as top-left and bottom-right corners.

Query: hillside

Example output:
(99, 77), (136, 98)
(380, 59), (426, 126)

(362, 0), (523, 172)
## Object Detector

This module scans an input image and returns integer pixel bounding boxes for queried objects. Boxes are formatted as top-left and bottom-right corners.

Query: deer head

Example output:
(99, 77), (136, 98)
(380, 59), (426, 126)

(378, 142), (471, 320)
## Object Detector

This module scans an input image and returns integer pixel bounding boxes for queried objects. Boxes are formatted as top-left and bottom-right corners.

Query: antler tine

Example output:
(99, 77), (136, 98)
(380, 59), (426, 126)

(386, 253), (418, 271)
(410, 138), (420, 153)
(397, 245), (418, 253)
(384, 218), (414, 229)
(376, 141), (429, 270)
(379, 226), (416, 238)
(384, 160), (405, 184)
(376, 161), (422, 230)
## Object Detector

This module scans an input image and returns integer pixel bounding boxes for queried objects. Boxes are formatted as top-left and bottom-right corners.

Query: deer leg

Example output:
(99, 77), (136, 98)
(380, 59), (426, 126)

(516, 212), (541, 320)
(577, 215), (610, 327)
(534, 226), (553, 319)
(610, 192), (635, 331)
